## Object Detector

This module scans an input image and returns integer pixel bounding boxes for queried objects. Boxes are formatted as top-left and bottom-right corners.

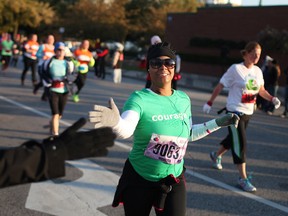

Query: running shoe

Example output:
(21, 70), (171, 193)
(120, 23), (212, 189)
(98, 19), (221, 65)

(238, 177), (257, 192)
(73, 94), (79, 103)
(210, 151), (222, 170)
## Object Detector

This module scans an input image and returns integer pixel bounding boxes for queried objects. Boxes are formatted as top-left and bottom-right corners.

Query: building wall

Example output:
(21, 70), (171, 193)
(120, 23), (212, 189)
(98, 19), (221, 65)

(165, 6), (288, 85)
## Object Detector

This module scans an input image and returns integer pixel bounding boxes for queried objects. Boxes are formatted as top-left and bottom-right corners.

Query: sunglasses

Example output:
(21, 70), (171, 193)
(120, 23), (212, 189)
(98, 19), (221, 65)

(149, 58), (176, 69)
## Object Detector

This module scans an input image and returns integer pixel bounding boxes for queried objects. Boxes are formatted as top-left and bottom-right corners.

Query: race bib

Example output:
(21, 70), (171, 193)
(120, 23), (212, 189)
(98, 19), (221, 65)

(241, 93), (257, 103)
(78, 64), (88, 71)
(52, 81), (65, 88)
(144, 133), (188, 164)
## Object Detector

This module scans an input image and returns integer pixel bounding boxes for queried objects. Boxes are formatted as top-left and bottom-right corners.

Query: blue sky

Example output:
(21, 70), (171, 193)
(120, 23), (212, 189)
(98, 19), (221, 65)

(242, 0), (288, 6)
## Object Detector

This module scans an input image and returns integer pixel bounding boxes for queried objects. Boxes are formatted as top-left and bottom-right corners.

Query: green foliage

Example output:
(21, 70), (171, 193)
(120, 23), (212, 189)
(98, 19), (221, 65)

(125, 0), (199, 44)
(0, 0), (199, 42)
(59, 0), (128, 41)
(0, 0), (54, 36)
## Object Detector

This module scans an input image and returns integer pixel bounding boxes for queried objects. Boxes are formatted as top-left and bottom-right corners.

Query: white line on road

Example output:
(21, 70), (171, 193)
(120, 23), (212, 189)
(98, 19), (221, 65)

(1, 95), (288, 214)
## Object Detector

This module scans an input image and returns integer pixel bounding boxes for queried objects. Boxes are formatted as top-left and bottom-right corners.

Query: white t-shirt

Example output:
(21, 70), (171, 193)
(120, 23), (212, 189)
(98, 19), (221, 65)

(220, 62), (264, 115)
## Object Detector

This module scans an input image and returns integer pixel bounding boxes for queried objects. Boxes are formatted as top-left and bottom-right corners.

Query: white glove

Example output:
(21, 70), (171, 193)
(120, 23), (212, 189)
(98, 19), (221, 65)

(203, 102), (212, 114)
(215, 113), (240, 128)
(272, 97), (281, 109)
(89, 98), (120, 128)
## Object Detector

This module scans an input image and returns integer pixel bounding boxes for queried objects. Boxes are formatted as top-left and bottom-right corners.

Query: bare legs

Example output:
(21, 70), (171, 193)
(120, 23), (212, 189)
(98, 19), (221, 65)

(51, 114), (62, 136)
(216, 146), (247, 179)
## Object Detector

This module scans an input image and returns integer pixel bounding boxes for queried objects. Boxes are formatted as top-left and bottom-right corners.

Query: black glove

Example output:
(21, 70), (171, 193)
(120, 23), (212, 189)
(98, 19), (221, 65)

(44, 118), (116, 160)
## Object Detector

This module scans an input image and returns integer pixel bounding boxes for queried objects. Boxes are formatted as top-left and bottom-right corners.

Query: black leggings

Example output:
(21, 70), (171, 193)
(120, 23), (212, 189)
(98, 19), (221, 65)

(48, 91), (68, 115)
(21, 56), (37, 83)
(74, 73), (87, 95)
(220, 113), (251, 164)
(114, 160), (186, 216)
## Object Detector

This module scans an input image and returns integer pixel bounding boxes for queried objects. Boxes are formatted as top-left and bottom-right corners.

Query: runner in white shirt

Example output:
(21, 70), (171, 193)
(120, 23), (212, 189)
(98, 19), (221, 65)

(203, 41), (281, 192)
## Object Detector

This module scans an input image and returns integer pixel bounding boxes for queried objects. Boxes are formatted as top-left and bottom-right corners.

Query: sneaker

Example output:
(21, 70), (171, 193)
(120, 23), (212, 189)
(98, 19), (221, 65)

(238, 177), (257, 192)
(280, 113), (286, 118)
(210, 152), (222, 170)
(267, 111), (273, 115)
(73, 94), (79, 103)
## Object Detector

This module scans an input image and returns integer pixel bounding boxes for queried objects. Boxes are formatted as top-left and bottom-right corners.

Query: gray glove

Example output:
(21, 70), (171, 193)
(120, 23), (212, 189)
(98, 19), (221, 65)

(89, 98), (120, 128)
(215, 113), (239, 128)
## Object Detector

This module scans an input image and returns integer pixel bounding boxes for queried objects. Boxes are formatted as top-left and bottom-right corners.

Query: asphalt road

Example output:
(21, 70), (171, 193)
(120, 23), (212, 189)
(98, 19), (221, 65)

(0, 64), (287, 216)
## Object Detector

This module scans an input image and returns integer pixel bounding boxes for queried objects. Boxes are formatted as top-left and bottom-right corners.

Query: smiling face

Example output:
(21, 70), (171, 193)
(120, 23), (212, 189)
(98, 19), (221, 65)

(149, 56), (175, 87)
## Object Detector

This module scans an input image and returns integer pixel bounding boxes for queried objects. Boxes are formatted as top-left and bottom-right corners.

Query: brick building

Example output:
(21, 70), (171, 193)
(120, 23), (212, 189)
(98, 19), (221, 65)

(165, 6), (288, 85)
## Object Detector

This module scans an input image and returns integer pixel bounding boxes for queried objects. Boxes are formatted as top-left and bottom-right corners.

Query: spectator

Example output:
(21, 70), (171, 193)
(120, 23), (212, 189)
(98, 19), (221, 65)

(280, 67), (288, 118)
(256, 55), (273, 110)
(91, 38), (101, 77)
(95, 42), (109, 79)
(263, 59), (281, 115)
(172, 54), (182, 90)
(112, 42), (124, 84)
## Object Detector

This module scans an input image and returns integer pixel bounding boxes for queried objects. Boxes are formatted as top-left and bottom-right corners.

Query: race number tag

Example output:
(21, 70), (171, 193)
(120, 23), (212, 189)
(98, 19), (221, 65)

(78, 64), (88, 71)
(144, 133), (188, 164)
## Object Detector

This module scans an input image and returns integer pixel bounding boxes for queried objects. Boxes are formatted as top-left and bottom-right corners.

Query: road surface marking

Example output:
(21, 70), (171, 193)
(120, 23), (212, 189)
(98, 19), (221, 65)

(26, 160), (119, 216)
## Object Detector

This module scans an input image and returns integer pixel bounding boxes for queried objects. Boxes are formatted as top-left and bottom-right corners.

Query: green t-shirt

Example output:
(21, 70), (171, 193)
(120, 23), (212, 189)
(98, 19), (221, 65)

(124, 88), (192, 181)
(1, 40), (14, 56)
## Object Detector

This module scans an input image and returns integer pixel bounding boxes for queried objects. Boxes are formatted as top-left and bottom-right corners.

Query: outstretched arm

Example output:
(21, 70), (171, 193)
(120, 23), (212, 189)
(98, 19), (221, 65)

(191, 113), (239, 141)
(0, 118), (115, 188)
(89, 98), (138, 139)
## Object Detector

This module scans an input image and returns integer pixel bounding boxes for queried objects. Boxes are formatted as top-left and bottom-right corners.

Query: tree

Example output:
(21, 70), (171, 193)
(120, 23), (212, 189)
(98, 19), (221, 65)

(59, 0), (128, 41)
(0, 0), (55, 37)
(0, 0), (200, 43)
(124, 0), (199, 45)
